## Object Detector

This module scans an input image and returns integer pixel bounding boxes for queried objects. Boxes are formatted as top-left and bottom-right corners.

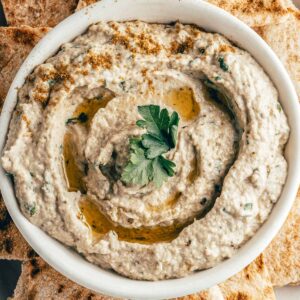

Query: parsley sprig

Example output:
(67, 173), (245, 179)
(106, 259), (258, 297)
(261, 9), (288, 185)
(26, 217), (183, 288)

(121, 105), (180, 187)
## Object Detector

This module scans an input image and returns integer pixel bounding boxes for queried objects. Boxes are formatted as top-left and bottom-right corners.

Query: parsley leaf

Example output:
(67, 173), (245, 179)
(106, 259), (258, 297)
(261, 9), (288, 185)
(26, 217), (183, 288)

(121, 105), (180, 187)
(121, 138), (153, 186)
(169, 111), (179, 147)
(137, 105), (179, 157)
(218, 56), (229, 72)
(24, 202), (37, 216)
(141, 134), (169, 159)
(152, 156), (169, 187)
(66, 112), (88, 125)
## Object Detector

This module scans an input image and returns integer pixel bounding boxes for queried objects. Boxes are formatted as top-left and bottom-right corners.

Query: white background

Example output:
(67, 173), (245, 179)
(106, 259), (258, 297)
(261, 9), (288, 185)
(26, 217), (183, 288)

(0, 1), (299, 299)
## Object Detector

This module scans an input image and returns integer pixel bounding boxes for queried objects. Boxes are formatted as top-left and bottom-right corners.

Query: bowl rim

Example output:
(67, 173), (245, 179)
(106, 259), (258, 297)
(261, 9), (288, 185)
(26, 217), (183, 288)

(0, 0), (300, 299)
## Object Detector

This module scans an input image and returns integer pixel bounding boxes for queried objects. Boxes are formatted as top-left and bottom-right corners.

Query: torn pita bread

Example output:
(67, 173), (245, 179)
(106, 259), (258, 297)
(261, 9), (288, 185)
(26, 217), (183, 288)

(208, 0), (297, 26)
(217, 254), (276, 299)
(76, 0), (98, 11)
(10, 257), (115, 300)
(0, 196), (36, 260)
(0, 26), (49, 260)
(0, 26), (50, 110)
(1, 0), (77, 27)
(76, 0), (297, 27)
(253, 12), (300, 97)
(263, 189), (300, 287)
(179, 255), (275, 300)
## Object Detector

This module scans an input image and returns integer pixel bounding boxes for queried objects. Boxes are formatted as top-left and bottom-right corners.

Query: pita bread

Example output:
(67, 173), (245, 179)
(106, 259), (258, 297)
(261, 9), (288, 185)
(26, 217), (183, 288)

(253, 12), (300, 97)
(179, 255), (275, 299)
(0, 196), (36, 260)
(208, 0), (297, 26)
(0, 26), (50, 110)
(9, 257), (115, 300)
(76, 0), (98, 11)
(1, 0), (77, 27)
(263, 189), (300, 287)
(76, 0), (297, 27)
(0, 26), (49, 260)
(253, 17), (300, 286)
(217, 255), (276, 299)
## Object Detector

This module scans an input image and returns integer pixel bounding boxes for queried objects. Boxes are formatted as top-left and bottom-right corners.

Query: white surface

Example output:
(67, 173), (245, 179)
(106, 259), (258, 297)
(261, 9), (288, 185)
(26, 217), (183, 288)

(0, 0), (300, 299)
(275, 286), (300, 299)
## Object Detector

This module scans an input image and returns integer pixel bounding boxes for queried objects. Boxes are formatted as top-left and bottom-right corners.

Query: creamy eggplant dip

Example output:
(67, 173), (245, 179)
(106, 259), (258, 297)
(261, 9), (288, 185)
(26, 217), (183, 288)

(1, 21), (289, 280)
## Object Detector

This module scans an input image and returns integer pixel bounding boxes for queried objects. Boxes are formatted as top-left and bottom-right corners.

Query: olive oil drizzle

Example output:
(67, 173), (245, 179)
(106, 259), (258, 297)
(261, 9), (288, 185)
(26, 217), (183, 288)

(63, 91), (115, 192)
(63, 132), (87, 193)
(79, 197), (194, 244)
(164, 87), (200, 121)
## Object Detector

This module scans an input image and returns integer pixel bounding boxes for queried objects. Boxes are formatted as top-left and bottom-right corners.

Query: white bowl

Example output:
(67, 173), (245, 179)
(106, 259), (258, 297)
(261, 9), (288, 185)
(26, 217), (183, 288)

(0, 0), (299, 299)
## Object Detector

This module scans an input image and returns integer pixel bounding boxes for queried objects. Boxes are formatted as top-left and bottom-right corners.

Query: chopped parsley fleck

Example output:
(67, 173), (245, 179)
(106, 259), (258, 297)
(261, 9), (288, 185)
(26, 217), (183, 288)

(244, 203), (253, 210)
(177, 43), (187, 54)
(5, 172), (14, 181)
(218, 56), (229, 72)
(24, 203), (37, 216)
(214, 184), (222, 194)
(120, 81), (126, 91)
(215, 76), (222, 81)
(277, 103), (282, 112)
(199, 47), (206, 54)
(48, 79), (57, 87)
(200, 197), (207, 205)
(66, 112), (88, 125)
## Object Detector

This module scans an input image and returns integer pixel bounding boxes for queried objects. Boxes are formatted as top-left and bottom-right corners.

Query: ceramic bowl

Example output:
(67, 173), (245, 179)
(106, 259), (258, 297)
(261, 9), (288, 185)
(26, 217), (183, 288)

(0, 0), (299, 299)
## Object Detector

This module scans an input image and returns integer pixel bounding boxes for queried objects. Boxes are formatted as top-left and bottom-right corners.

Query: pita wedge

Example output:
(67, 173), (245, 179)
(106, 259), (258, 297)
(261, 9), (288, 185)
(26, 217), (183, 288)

(0, 195), (36, 260)
(10, 257), (116, 300)
(1, 0), (77, 27)
(76, 0), (98, 11)
(180, 255), (275, 300)
(217, 255), (275, 299)
(0, 26), (50, 110)
(263, 189), (300, 286)
(0, 26), (49, 259)
(208, 0), (297, 26)
(253, 12), (300, 97)
(76, 0), (297, 27)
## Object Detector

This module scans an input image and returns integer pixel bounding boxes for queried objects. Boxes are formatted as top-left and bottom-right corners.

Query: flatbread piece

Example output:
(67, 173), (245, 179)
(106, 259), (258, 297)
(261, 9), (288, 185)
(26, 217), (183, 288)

(1, 0), (77, 27)
(76, 0), (297, 27)
(218, 254), (276, 299)
(0, 196), (36, 260)
(0, 26), (50, 110)
(263, 189), (300, 286)
(253, 12), (300, 97)
(10, 257), (114, 300)
(0, 26), (50, 259)
(180, 255), (275, 300)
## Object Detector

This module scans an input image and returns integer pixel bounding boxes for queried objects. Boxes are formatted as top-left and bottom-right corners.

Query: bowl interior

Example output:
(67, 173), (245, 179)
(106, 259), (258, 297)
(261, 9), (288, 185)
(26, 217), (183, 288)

(0, 0), (299, 299)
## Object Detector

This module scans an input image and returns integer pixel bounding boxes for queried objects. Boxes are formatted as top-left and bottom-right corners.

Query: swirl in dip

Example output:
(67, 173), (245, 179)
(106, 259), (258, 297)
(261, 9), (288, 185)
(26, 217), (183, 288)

(1, 21), (289, 280)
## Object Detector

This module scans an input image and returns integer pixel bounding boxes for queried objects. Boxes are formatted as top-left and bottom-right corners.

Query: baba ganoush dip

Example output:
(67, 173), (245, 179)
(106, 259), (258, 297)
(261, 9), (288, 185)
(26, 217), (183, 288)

(1, 21), (289, 280)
